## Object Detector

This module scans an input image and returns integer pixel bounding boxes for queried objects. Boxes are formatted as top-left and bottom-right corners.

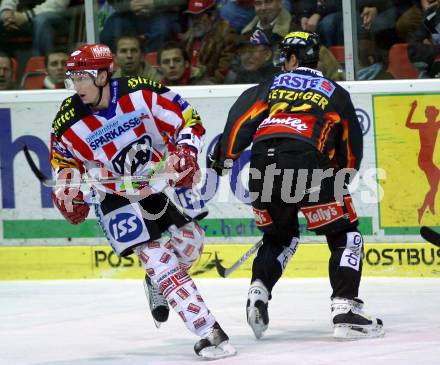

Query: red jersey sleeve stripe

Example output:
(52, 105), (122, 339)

(190, 123), (205, 139)
(151, 151), (163, 163)
(154, 117), (176, 134)
(63, 129), (94, 160)
(102, 142), (117, 160)
(118, 94), (136, 113)
(82, 115), (103, 131)
(141, 89), (153, 110)
(156, 94), (183, 119)
(106, 183), (116, 191)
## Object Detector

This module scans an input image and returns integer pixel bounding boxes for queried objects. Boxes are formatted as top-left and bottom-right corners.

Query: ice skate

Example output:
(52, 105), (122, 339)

(331, 297), (384, 340)
(143, 274), (169, 328)
(246, 280), (269, 339)
(194, 322), (237, 359)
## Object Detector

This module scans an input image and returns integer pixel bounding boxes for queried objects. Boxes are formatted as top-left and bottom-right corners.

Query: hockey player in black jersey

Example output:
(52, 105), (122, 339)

(209, 31), (384, 340)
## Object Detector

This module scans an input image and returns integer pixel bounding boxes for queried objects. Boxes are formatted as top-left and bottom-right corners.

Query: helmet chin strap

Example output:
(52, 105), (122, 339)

(89, 77), (109, 108)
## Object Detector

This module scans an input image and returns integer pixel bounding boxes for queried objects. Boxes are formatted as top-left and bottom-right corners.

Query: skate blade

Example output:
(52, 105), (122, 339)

(247, 308), (267, 339)
(153, 319), (162, 329)
(198, 341), (237, 360)
(333, 323), (385, 340)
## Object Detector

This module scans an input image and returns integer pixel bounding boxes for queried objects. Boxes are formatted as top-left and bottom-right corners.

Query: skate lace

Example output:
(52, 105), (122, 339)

(204, 325), (227, 345)
(148, 280), (167, 308)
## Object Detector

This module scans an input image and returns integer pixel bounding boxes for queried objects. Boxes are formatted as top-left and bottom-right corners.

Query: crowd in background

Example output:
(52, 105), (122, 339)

(0, 0), (439, 90)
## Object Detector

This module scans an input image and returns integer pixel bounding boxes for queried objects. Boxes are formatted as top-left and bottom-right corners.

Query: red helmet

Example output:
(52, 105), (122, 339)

(66, 44), (114, 75)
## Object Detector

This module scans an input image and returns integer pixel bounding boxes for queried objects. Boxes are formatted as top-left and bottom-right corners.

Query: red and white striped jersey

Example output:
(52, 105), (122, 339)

(50, 77), (205, 193)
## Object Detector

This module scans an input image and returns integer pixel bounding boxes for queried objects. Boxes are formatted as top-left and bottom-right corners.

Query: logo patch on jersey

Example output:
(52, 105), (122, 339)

(187, 303), (201, 314)
(109, 213), (143, 243)
(193, 317), (207, 329)
(300, 202), (345, 230)
(127, 76), (163, 90)
(85, 111), (147, 150)
(177, 288), (190, 300)
(252, 207), (273, 227)
(112, 135), (152, 175)
(270, 73), (336, 97)
(53, 106), (76, 136)
(173, 94), (189, 110)
(259, 116), (309, 133)
(183, 244), (195, 257)
(316, 80), (336, 97)
(160, 253), (171, 264)
(138, 251), (150, 264)
(147, 241), (161, 249)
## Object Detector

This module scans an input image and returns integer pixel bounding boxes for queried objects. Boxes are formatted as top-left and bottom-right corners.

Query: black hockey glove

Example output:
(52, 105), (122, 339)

(206, 137), (233, 176)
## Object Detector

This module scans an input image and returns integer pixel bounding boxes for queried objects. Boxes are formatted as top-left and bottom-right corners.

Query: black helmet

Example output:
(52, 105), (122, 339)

(279, 31), (321, 66)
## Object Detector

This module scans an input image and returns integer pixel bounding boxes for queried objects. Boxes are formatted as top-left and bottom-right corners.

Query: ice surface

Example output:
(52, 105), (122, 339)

(0, 278), (439, 365)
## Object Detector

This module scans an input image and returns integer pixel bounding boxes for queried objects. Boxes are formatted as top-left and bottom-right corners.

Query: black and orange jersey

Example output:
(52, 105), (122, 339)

(219, 67), (363, 170)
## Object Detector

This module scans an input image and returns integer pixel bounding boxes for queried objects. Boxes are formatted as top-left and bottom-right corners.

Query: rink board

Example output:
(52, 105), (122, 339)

(2, 82), (440, 249)
(1, 243), (439, 280)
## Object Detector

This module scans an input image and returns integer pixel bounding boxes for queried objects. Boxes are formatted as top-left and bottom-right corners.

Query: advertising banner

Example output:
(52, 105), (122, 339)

(1, 81), (440, 278)
(0, 86), (378, 244)
(1, 243), (439, 279)
(374, 94), (440, 234)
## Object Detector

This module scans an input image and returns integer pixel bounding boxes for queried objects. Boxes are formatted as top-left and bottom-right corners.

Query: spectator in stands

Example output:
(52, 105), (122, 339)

(218, 0), (255, 33)
(358, 0), (413, 52)
(113, 34), (161, 81)
(409, 2), (440, 77)
(318, 45), (345, 81)
(241, 0), (302, 67)
(225, 29), (278, 84)
(181, 0), (239, 83)
(241, 0), (301, 47)
(356, 40), (394, 80)
(0, 0), (70, 55)
(241, 1), (343, 80)
(100, 0), (183, 53)
(294, 0), (343, 47)
(97, 0), (115, 33)
(43, 48), (68, 89)
(0, 52), (14, 89)
(158, 40), (212, 85)
(218, 0), (293, 33)
(397, 0), (438, 42)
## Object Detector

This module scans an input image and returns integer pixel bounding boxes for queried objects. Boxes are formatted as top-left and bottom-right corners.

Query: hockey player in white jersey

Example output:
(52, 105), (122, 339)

(49, 43), (236, 359)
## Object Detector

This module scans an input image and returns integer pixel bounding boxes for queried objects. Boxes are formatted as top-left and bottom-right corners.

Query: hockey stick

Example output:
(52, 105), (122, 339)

(23, 145), (179, 188)
(214, 239), (264, 278)
(420, 226), (440, 247)
(23, 145), (53, 184)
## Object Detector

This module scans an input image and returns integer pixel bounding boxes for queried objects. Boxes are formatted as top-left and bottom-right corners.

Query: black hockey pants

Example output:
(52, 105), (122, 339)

(248, 138), (362, 299)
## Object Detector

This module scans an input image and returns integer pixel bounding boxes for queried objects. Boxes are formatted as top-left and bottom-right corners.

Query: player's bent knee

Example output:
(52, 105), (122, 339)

(134, 241), (180, 280)
(170, 221), (205, 267)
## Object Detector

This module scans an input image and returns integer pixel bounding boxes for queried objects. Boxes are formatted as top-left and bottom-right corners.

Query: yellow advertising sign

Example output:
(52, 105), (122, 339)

(374, 94), (440, 227)
(1, 243), (439, 280)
